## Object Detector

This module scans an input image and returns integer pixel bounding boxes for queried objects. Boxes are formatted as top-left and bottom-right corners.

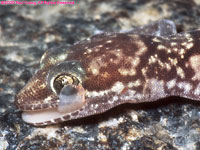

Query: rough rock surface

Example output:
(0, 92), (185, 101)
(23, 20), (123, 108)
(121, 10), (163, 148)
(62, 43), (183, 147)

(1, 1), (200, 150)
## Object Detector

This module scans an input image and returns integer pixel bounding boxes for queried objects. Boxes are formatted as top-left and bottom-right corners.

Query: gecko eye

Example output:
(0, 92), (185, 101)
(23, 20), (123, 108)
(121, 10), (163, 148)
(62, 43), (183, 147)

(47, 61), (86, 95)
(46, 61), (86, 113)
(53, 73), (80, 95)
(54, 76), (85, 113)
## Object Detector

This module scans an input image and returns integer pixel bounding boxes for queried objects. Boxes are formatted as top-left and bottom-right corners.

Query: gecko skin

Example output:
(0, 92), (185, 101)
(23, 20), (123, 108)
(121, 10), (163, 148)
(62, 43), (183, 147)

(15, 20), (200, 126)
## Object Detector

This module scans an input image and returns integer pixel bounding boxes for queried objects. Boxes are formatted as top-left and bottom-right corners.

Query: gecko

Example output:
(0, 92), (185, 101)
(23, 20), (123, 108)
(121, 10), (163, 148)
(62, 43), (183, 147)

(15, 20), (200, 126)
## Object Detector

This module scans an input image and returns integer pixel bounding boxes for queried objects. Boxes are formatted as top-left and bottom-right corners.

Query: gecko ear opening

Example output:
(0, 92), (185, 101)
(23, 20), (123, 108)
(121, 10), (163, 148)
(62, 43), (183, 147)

(58, 84), (85, 113)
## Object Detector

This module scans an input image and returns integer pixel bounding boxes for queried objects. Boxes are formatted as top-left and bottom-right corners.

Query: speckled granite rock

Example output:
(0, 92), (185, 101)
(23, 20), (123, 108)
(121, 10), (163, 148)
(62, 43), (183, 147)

(1, 1), (200, 150)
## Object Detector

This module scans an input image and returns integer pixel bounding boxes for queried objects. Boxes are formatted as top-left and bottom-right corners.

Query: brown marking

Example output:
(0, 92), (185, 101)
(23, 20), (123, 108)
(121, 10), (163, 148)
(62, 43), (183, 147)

(120, 87), (129, 95)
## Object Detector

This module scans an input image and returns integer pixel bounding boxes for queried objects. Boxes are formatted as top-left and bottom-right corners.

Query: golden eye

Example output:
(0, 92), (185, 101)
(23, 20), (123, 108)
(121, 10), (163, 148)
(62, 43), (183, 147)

(53, 74), (85, 114)
(53, 74), (80, 94)
(47, 61), (86, 95)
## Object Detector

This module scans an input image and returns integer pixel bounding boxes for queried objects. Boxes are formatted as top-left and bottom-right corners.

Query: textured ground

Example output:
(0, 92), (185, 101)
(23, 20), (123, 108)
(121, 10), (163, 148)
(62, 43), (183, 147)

(1, 0), (200, 150)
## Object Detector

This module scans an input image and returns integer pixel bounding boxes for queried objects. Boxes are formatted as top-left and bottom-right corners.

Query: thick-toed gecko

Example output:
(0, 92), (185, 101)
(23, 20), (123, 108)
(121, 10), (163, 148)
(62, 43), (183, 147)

(15, 20), (200, 126)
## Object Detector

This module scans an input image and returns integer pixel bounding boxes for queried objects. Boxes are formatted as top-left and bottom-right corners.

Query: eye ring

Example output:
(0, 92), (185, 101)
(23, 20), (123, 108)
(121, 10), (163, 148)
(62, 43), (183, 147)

(53, 73), (80, 95)
(47, 61), (86, 95)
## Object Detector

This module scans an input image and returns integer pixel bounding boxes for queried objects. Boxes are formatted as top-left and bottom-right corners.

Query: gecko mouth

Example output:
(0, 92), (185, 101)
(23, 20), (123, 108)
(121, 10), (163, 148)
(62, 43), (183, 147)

(22, 84), (85, 124)
(22, 108), (67, 124)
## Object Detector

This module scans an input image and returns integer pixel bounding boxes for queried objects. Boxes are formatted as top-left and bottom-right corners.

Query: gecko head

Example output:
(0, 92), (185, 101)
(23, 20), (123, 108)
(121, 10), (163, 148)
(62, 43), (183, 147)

(15, 33), (135, 126)
(47, 61), (86, 114)
(15, 61), (89, 125)
(15, 57), (124, 126)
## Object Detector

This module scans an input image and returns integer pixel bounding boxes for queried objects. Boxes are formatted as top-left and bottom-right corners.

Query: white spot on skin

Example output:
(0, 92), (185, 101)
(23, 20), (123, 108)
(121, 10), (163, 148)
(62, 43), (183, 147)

(106, 40), (112, 43)
(177, 82), (192, 93)
(168, 58), (178, 66)
(181, 42), (194, 50)
(111, 82), (125, 93)
(118, 68), (136, 76)
(148, 55), (172, 71)
(87, 49), (92, 53)
(176, 67), (185, 79)
(170, 42), (177, 46)
(134, 41), (147, 56)
(43, 96), (53, 103)
(165, 63), (171, 71)
(118, 56), (140, 76)
(167, 49), (172, 53)
(181, 42), (188, 46)
(37, 83), (46, 89)
(60, 116), (66, 121)
(189, 55), (200, 80)
(97, 45), (103, 48)
(128, 80), (141, 88)
(152, 37), (161, 43)
(129, 35), (148, 56)
(88, 55), (107, 75)
(128, 34), (139, 40)
(167, 79), (177, 89)
(179, 48), (185, 55)
(127, 90), (136, 96)
(148, 55), (157, 64)
(120, 89), (141, 102)
(57, 54), (67, 62)
(157, 45), (167, 50)
(186, 43), (194, 49)
(146, 79), (166, 99)
(87, 81), (142, 104)
(91, 68), (99, 75)
(95, 104), (99, 109)
(87, 90), (109, 98)
(186, 36), (194, 42)
(95, 48), (100, 52)
(173, 48), (178, 52)
(141, 68), (147, 77)
(109, 96), (119, 103)
(50, 119), (56, 123)
(131, 56), (140, 66)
